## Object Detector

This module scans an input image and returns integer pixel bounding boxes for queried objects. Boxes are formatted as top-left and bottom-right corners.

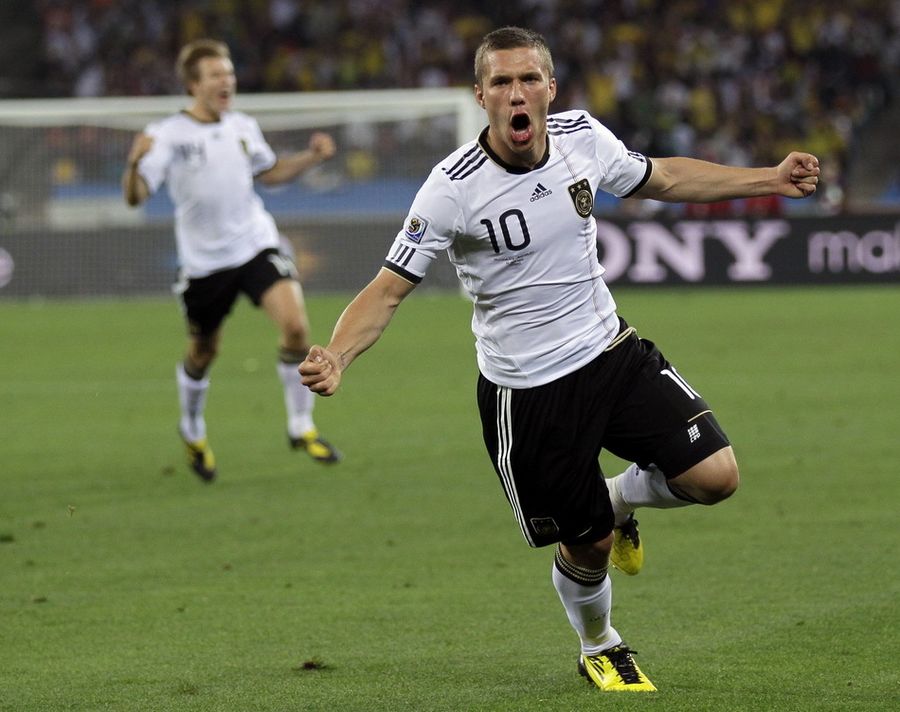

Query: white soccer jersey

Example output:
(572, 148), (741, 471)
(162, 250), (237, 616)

(138, 111), (279, 277)
(384, 110), (651, 388)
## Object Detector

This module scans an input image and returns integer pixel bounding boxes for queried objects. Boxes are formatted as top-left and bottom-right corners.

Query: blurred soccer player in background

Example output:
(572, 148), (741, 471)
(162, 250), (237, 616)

(123, 39), (341, 481)
(300, 27), (819, 691)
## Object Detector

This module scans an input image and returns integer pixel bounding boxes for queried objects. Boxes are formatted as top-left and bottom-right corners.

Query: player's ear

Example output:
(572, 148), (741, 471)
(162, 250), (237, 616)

(474, 84), (485, 109)
(548, 77), (557, 103)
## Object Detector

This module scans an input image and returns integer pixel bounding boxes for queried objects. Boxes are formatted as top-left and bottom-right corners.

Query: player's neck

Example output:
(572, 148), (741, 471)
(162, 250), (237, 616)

(185, 103), (222, 123)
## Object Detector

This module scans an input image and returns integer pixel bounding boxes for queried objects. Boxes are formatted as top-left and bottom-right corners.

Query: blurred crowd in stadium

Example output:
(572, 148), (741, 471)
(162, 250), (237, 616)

(9, 0), (900, 213)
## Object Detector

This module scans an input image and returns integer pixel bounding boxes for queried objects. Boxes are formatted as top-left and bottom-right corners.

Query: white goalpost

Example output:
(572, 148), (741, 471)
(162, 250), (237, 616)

(0, 88), (482, 137)
(0, 88), (483, 297)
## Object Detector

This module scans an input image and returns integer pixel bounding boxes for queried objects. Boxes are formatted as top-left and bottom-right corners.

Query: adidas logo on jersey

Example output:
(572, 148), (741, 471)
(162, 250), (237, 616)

(530, 183), (552, 202)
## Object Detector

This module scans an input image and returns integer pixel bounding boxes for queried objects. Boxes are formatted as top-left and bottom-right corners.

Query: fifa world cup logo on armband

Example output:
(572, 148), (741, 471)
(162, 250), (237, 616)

(403, 216), (428, 244)
(567, 179), (593, 218)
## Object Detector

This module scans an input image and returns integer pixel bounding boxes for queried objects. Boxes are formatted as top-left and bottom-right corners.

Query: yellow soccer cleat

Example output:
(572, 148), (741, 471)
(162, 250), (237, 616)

(610, 515), (643, 575)
(180, 430), (216, 482)
(289, 429), (342, 464)
(579, 645), (657, 692)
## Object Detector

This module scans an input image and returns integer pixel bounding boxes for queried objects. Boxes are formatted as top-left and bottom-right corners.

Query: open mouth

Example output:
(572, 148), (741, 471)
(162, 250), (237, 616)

(510, 112), (533, 144)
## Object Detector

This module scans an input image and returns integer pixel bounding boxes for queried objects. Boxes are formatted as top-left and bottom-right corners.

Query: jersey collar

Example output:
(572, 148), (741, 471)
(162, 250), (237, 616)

(477, 127), (550, 174)
(181, 109), (223, 124)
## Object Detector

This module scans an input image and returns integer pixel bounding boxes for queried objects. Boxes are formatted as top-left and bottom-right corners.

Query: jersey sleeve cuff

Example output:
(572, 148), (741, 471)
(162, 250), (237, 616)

(253, 156), (278, 177)
(382, 261), (422, 284)
(620, 158), (653, 198)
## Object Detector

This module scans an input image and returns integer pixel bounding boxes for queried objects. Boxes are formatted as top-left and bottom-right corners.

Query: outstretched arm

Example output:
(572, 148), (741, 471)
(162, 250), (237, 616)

(635, 151), (820, 203)
(300, 268), (416, 396)
(257, 131), (336, 185)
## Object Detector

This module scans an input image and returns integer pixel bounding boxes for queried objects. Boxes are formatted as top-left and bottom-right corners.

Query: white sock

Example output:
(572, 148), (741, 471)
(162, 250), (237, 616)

(277, 361), (315, 438)
(176, 363), (209, 442)
(608, 463), (692, 525)
(552, 554), (621, 655)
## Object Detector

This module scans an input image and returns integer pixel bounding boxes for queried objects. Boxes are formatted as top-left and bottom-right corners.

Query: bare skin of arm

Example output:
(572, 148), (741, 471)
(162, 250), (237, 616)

(636, 151), (820, 203)
(256, 131), (336, 186)
(122, 133), (153, 206)
(299, 268), (417, 396)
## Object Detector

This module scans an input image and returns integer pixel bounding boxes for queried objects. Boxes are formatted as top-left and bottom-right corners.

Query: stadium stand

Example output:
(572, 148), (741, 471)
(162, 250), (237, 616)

(8, 0), (900, 211)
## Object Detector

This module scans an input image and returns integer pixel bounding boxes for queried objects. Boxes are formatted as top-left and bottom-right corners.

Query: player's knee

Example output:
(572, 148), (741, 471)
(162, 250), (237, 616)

(199, 343), (218, 361)
(696, 458), (740, 504)
(671, 449), (740, 505)
(560, 532), (613, 569)
(188, 340), (218, 371)
(705, 462), (739, 503)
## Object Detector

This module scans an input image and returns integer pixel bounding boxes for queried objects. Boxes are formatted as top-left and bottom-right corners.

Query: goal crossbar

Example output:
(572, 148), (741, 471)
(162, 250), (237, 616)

(0, 88), (484, 144)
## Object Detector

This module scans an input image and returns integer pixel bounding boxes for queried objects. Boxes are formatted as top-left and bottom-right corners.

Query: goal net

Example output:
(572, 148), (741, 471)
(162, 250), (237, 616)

(0, 89), (482, 298)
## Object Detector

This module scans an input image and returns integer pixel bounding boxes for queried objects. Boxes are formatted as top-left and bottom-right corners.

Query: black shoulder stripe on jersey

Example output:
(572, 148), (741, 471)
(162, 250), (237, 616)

(548, 113), (588, 127)
(383, 260), (422, 284)
(443, 145), (490, 180)
(621, 157), (653, 198)
(548, 114), (591, 134)
(445, 150), (487, 180)
(445, 145), (483, 176)
(548, 122), (591, 136)
(448, 154), (489, 181)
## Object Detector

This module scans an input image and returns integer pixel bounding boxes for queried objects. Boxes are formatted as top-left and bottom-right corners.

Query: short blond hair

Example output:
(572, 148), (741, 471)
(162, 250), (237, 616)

(176, 39), (230, 91)
(474, 27), (554, 86)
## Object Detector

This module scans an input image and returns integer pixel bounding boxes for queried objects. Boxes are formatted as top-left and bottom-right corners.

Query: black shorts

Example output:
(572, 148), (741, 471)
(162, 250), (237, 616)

(476, 318), (730, 548)
(177, 248), (297, 337)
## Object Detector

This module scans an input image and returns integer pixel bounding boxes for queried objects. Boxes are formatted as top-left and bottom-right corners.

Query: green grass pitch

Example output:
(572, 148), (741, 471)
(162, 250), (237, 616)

(1, 285), (898, 711)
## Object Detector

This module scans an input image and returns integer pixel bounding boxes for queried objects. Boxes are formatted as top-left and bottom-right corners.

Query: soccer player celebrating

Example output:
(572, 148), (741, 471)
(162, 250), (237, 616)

(123, 39), (341, 481)
(300, 27), (819, 690)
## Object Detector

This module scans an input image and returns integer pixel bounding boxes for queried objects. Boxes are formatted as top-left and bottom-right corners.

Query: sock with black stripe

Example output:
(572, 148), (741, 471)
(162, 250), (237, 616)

(551, 546), (621, 655)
